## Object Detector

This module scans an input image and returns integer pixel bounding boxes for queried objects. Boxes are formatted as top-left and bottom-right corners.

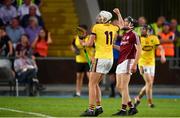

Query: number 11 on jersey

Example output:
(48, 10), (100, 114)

(105, 31), (113, 45)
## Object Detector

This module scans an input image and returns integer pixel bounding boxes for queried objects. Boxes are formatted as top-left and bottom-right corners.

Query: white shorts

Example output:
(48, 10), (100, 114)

(116, 59), (134, 74)
(90, 58), (113, 74)
(139, 65), (155, 77)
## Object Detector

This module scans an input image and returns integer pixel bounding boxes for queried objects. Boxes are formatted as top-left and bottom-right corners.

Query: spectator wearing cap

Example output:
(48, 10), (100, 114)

(18, 0), (41, 18)
(151, 16), (166, 35)
(135, 16), (147, 36)
(156, 22), (175, 57)
(0, 0), (17, 25)
(21, 5), (44, 28)
(25, 16), (41, 44)
(6, 17), (25, 48)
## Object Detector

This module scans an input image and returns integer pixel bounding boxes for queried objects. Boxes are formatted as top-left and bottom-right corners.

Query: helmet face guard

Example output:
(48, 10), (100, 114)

(124, 16), (138, 27)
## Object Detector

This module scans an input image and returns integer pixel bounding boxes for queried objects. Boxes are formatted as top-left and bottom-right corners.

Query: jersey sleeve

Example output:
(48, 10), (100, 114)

(91, 24), (97, 35)
(134, 32), (140, 45)
(114, 26), (119, 32)
(154, 36), (160, 46)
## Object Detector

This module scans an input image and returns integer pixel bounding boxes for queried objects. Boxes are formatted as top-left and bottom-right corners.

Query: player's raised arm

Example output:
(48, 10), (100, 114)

(113, 8), (124, 29)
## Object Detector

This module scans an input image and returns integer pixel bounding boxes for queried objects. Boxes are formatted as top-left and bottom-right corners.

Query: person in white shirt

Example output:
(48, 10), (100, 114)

(18, 0), (41, 18)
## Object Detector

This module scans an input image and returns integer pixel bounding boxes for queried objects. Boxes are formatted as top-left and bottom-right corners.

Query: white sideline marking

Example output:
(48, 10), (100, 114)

(0, 107), (54, 118)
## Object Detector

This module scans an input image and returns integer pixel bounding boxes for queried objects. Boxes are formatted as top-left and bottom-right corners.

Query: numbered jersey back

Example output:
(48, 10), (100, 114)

(91, 24), (119, 59)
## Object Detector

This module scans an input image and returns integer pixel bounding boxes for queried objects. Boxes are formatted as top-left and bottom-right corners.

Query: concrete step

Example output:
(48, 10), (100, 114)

(48, 50), (74, 57)
(42, 0), (79, 57)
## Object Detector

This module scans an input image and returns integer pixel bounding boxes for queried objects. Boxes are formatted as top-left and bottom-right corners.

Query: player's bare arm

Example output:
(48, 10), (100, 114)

(81, 34), (95, 47)
(113, 8), (124, 29)
(157, 45), (166, 63)
(131, 38), (142, 73)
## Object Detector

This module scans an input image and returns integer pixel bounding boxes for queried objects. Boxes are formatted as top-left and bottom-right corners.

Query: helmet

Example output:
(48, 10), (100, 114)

(96, 10), (112, 23)
(124, 16), (138, 26)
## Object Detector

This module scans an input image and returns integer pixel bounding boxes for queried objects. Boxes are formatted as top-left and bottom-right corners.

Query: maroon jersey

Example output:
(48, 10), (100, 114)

(118, 30), (140, 64)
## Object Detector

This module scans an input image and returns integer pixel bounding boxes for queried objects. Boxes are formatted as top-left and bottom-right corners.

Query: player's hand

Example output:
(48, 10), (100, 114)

(79, 40), (86, 46)
(131, 64), (137, 73)
(113, 8), (120, 15)
(128, 22), (134, 29)
(91, 57), (95, 64)
(160, 56), (166, 64)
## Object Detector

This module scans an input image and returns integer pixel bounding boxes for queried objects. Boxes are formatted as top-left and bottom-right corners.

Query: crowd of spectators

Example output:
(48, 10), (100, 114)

(0, 0), (51, 96)
(135, 16), (180, 58)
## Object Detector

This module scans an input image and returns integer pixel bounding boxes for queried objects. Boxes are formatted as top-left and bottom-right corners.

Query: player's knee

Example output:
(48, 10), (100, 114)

(149, 82), (153, 88)
(146, 82), (152, 88)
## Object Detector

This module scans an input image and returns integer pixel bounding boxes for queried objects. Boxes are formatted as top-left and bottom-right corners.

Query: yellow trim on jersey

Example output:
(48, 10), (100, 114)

(75, 36), (94, 63)
(139, 35), (160, 66)
(91, 24), (119, 59)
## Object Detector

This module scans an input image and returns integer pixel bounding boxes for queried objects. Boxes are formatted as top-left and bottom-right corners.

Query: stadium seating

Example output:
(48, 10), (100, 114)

(41, 0), (79, 57)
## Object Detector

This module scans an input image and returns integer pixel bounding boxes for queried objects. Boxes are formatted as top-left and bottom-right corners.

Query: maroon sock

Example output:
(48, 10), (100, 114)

(128, 101), (134, 108)
(122, 104), (127, 111)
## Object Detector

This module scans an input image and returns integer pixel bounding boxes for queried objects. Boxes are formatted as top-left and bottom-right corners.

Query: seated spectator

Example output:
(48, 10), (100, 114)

(14, 34), (45, 96)
(14, 47), (39, 96)
(32, 28), (52, 57)
(6, 17), (25, 48)
(156, 22), (175, 57)
(151, 16), (166, 35)
(18, 0), (41, 18)
(0, 26), (13, 57)
(135, 16), (147, 36)
(25, 16), (41, 44)
(0, 0), (17, 25)
(21, 5), (44, 28)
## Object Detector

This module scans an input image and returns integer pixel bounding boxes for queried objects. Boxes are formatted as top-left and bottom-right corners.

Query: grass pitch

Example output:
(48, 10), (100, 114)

(0, 97), (179, 117)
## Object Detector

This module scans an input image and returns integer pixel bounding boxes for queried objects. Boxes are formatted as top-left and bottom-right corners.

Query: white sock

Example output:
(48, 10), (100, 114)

(88, 109), (94, 112)
(96, 106), (102, 109)
(76, 92), (80, 96)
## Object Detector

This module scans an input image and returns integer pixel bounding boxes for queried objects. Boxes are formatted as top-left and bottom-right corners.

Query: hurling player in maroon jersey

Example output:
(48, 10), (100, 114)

(113, 8), (142, 116)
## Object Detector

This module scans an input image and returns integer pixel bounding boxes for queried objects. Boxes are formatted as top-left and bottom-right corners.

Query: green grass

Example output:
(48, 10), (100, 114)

(0, 97), (179, 117)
